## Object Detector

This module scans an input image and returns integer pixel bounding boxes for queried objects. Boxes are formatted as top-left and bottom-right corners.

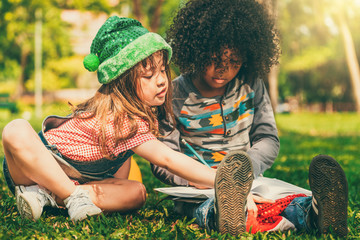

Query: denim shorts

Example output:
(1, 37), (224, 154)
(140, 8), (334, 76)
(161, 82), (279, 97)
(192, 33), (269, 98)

(2, 131), (132, 195)
(2, 158), (16, 195)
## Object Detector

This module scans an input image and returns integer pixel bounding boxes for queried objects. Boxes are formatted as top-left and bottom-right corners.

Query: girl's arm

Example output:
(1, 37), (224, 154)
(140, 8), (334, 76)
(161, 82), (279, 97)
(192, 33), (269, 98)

(132, 139), (216, 188)
(151, 119), (190, 186)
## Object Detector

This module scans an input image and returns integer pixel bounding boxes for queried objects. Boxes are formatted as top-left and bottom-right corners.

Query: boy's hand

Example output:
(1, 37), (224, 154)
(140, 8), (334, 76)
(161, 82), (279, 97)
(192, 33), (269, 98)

(246, 193), (275, 218)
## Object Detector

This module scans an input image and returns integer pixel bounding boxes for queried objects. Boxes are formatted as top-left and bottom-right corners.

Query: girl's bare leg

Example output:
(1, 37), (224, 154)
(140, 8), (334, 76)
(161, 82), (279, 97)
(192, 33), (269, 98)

(113, 157), (131, 179)
(81, 178), (147, 212)
(2, 119), (76, 199)
(3, 120), (145, 214)
(66, 162), (146, 212)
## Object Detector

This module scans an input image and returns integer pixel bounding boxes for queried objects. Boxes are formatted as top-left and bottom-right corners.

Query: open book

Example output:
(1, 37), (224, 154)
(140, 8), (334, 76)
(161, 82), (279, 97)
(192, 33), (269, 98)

(155, 186), (214, 199)
(155, 176), (312, 201)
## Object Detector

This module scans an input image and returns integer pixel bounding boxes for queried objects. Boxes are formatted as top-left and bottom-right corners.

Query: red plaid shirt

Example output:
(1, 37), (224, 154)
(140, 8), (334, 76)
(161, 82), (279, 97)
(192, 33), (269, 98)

(44, 113), (156, 161)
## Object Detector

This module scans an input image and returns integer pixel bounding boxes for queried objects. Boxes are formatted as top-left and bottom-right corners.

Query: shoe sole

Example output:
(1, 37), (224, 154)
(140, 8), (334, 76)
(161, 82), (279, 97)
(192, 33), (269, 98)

(72, 206), (102, 222)
(214, 151), (253, 236)
(15, 186), (42, 220)
(309, 155), (348, 237)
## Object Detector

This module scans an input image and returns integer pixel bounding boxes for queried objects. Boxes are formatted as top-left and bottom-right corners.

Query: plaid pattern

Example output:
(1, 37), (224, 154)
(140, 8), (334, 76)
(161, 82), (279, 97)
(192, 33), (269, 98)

(44, 113), (156, 161)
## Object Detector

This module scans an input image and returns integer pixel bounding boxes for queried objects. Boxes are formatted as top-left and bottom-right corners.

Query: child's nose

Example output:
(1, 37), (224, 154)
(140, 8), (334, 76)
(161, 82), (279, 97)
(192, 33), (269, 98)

(157, 73), (167, 86)
(216, 62), (229, 73)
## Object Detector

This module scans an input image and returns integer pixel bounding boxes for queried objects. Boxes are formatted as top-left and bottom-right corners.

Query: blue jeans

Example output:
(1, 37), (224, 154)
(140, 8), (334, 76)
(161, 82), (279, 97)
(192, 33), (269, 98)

(178, 196), (313, 232)
(280, 196), (313, 231)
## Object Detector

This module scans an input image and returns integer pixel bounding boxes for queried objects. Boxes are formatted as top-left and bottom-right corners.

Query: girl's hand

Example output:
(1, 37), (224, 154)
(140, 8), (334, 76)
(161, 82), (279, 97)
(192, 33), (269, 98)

(246, 192), (275, 218)
(188, 181), (211, 189)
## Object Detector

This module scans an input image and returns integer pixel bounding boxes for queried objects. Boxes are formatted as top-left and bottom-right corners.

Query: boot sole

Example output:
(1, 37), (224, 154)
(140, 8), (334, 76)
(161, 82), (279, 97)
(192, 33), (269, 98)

(309, 155), (348, 237)
(215, 151), (253, 236)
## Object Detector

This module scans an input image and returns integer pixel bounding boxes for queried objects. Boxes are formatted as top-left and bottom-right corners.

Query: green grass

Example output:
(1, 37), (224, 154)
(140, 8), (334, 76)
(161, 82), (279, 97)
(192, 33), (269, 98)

(1, 108), (359, 239)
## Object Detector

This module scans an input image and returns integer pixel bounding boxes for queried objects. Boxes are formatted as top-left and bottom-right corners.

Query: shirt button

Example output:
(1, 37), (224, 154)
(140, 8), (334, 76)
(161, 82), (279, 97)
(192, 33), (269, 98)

(226, 130), (231, 135)
(225, 116), (229, 121)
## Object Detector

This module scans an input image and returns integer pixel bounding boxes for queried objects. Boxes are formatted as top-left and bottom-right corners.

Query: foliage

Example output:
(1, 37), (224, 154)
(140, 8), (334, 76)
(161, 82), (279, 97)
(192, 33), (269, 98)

(55, 0), (112, 13)
(0, 0), (111, 95)
(1, 0), (360, 105)
(278, 0), (360, 104)
(115, 0), (181, 36)
(0, 107), (359, 239)
(0, 1), (72, 81)
(26, 56), (88, 91)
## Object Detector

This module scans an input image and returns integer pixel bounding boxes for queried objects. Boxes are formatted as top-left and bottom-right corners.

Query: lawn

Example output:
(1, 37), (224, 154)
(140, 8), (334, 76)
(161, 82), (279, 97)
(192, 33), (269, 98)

(0, 108), (359, 239)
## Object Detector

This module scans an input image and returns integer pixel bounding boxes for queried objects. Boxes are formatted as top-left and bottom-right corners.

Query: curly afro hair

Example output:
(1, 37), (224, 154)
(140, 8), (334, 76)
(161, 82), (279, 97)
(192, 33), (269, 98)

(166, 0), (280, 81)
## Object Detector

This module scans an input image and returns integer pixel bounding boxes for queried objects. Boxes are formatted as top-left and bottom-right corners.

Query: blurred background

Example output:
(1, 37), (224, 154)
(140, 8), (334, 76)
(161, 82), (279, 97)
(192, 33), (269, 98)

(0, 0), (360, 120)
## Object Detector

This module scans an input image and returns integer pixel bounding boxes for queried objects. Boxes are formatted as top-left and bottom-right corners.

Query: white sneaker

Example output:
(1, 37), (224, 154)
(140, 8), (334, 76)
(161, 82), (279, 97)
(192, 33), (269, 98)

(15, 185), (57, 220)
(64, 187), (102, 221)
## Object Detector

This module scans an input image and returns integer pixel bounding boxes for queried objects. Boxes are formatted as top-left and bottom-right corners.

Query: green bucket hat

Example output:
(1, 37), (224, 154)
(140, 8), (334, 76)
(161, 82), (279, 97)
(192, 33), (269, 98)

(83, 16), (172, 84)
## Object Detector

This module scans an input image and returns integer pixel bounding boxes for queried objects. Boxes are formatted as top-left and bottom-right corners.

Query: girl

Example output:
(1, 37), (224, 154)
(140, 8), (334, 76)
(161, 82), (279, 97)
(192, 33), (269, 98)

(1, 16), (216, 222)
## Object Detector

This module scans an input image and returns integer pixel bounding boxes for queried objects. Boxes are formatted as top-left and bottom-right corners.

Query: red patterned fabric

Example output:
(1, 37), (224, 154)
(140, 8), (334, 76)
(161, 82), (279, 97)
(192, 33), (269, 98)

(44, 113), (156, 161)
(71, 179), (80, 185)
(246, 194), (307, 233)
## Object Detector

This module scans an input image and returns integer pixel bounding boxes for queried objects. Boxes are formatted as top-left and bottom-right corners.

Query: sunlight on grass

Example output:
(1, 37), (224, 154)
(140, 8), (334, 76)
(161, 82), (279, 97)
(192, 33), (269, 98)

(276, 112), (360, 136)
(0, 108), (359, 239)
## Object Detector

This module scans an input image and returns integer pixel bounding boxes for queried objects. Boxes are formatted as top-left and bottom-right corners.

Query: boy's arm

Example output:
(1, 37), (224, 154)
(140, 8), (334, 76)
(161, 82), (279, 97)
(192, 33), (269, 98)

(247, 78), (280, 177)
(150, 118), (189, 186)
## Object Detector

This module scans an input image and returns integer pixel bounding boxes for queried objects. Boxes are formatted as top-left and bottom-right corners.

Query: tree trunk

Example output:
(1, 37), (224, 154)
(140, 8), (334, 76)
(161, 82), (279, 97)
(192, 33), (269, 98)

(14, 48), (29, 99)
(133, 0), (143, 23)
(338, 13), (360, 113)
(268, 65), (279, 111)
(150, 0), (164, 32)
(256, 0), (279, 112)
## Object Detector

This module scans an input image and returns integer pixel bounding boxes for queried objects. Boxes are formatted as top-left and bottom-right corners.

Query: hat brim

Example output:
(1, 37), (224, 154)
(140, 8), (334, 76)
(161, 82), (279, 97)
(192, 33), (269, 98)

(97, 32), (172, 84)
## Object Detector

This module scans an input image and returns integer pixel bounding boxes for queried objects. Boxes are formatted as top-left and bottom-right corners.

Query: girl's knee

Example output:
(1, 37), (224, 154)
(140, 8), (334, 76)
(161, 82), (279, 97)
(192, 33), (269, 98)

(138, 182), (147, 202)
(2, 119), (33, 145)
(131, 181), (147, 208)
(89, 181), (147, 211)
(113, 180), (147, 207)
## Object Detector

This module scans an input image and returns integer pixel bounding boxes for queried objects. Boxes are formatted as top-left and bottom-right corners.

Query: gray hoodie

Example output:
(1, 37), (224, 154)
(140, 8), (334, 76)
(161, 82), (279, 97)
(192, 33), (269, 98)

(151, 74), (279, 186)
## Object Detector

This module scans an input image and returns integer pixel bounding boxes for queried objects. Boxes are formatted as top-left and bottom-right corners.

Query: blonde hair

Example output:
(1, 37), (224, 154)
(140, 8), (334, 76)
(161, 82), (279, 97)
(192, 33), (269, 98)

(72, 50), (174, 159)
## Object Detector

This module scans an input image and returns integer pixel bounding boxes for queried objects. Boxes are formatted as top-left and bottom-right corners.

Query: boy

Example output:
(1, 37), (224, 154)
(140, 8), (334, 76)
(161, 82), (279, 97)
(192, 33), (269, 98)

(152, 0), (348, 237)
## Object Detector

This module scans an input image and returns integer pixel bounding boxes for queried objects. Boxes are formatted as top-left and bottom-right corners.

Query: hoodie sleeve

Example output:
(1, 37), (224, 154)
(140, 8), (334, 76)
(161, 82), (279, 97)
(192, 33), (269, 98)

(247, 78), (280, 178)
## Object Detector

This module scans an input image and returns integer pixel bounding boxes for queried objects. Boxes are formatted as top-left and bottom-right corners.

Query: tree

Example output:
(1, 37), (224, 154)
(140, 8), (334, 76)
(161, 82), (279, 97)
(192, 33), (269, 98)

(0, 0), (112, 98)
(336, 4), (360, 112)
(120, 0), (180, 35)
(256, 0), (280, 112)
(277, 0), (360, 111)
(1, 0), (73, 98)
